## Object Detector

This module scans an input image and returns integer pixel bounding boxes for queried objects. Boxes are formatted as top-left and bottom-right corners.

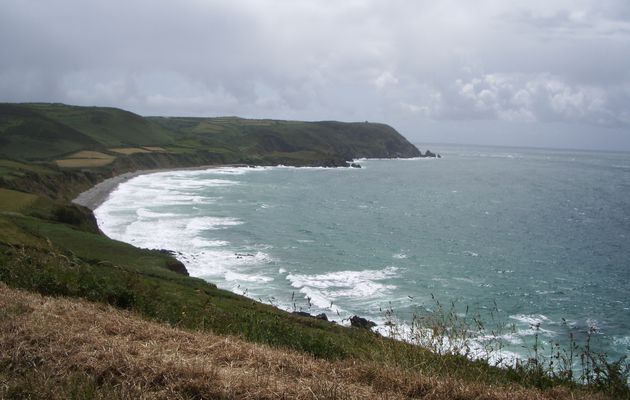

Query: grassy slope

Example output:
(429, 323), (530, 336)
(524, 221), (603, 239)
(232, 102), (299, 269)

(1, 283), (605, 400)
(0, 103), (625, 399)
(0, 104), (104, 160)
(22, 103), (175, 148)
(1, 103), (420, 165)
(149, 116), (422, 163)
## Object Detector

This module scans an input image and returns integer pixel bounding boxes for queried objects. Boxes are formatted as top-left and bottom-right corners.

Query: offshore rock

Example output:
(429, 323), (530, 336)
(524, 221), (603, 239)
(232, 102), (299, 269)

(424, 150), (437, 158)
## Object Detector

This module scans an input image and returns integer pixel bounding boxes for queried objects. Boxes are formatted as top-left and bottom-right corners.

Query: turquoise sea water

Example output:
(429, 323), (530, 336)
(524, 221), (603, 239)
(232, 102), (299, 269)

(95, 144), (630, 363)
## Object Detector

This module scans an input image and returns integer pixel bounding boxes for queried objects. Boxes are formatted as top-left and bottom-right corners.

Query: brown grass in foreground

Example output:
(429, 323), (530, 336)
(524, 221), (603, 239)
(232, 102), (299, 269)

(0, 284), (606, 399)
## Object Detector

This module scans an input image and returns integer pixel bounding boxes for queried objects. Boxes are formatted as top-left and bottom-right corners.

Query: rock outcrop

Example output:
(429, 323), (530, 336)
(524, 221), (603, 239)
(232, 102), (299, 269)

(350, 315), (377, 329)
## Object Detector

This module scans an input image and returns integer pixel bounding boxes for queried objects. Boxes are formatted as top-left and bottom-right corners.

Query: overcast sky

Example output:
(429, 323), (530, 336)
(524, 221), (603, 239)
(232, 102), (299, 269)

(2, 0), (630, 150)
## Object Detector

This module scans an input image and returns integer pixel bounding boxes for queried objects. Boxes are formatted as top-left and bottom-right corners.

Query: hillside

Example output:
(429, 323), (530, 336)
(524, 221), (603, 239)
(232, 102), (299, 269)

(0, 103), (423, 201)
(0, 283), (605, 400)
(0, 103), (420, 167)
(0, 103), (625, 399)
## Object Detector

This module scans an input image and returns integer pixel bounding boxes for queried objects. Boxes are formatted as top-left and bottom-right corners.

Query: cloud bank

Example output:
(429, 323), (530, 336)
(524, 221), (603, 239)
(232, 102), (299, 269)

(1, 0), (629, 149)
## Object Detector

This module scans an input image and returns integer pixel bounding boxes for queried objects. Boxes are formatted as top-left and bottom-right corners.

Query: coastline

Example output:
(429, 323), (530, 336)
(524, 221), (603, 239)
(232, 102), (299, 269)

(72, 164), (248, 210)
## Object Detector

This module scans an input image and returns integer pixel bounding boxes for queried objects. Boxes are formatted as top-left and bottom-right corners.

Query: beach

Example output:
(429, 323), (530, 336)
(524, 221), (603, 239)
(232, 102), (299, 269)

(72, 164), (249, 210)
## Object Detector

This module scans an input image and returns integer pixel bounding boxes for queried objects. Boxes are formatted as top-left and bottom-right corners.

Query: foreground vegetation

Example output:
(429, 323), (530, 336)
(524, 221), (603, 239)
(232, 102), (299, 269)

(2, 283), (614, 400)
(0, 103), (627, 398)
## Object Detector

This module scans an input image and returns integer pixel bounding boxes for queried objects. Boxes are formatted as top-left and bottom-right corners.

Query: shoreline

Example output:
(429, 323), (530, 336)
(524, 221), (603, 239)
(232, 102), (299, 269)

(72, 161), (362, 210)
(72, 164), (249, 210)
(72, 162), (374, 325)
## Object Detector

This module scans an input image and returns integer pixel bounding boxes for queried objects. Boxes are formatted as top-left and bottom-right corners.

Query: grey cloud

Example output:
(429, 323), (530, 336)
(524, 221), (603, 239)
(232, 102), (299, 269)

(417, 74), (628, 127)
(1, 0), (630, 149)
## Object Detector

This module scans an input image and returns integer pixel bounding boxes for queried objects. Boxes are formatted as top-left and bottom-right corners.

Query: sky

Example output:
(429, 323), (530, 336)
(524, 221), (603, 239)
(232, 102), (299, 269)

(1, 0), (630, 151)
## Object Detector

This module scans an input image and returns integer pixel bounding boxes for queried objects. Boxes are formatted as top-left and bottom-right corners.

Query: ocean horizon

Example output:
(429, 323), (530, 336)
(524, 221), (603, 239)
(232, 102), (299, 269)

(95, 143), (630, 365)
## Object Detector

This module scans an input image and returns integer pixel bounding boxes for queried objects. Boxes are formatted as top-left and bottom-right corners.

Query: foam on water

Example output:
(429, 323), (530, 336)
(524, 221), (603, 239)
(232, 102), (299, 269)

(185, 216), (243, 232)
(373, 319), (522, 367)
(210, 166), (268, 175)
(286, 267), (399, 313)
(509, 314), (550, 326)
(136, 208), (181, 219)
(190, 238), (229, 248)
(170, 248), (276, 286)
(224, 270), (274, 283)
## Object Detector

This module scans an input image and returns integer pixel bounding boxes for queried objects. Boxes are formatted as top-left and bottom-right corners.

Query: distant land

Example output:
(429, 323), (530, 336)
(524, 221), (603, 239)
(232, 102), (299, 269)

(0, 102), (620, 399)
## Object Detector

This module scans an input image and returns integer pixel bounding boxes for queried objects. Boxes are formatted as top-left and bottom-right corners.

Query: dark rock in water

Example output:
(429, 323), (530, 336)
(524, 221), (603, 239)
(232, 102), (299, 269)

(424, 150), (437, 158)
(235, 252), (254, 259)
(350, 315), (377, 329)
(349, 163), (362, 168)
(315, 313), (329, 321)
(437, 154), (442, 158)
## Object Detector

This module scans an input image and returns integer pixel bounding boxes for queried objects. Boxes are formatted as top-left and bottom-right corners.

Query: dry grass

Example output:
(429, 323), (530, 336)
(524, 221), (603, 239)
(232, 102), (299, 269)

(66, 151), (114, 159)
(0, 284), (606, 399)
(55, 158), (115, 168)
(109, 147), (152, 155)
(55, 151), (116, 168)
(142, 146), (167, 152)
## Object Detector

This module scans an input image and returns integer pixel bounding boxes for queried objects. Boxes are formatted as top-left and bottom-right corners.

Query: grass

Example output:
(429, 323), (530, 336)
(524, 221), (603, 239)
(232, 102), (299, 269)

(1, 103), (420, 165)
(0, 188), (38, 212)
(65, 150), (114, 159)
(21, 103), (175, 148)
(55, 158), (115, 168)
(55, 150), (117, 168)
(0, 104), (103, 160)
(109, 147), (153, 155)
(0, 283), (611, 400)
(0, 159), (54, 175)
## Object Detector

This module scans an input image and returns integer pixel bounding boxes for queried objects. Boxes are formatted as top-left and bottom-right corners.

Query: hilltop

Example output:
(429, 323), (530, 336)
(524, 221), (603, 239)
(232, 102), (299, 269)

(0, 103), (624, 399)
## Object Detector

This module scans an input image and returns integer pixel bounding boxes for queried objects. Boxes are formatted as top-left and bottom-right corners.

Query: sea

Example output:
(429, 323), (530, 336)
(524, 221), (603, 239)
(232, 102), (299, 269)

(94, 144), (630, 365)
